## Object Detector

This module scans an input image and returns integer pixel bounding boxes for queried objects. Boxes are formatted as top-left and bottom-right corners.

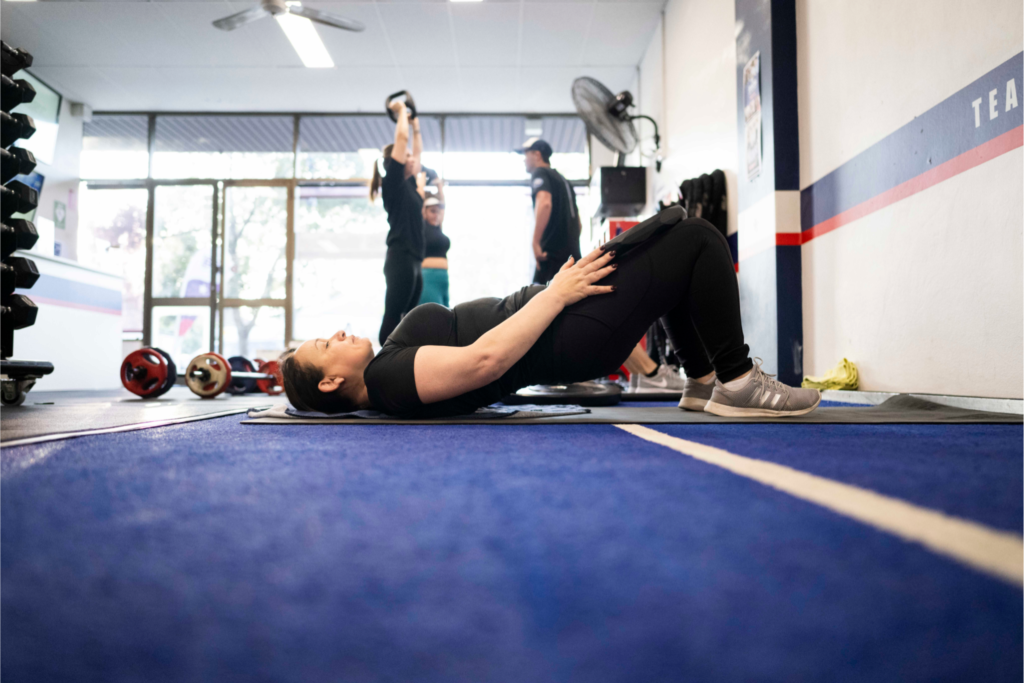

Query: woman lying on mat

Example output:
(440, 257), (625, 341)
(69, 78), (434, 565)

(281, 210), (821, 418)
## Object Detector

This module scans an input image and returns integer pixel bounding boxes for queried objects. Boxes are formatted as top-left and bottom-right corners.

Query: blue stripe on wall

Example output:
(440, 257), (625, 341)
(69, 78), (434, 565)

(801, 52), (1024, 231)
(775, 245), (803, 386)
(770, 0), (799, 191)
(16, 274), (122, 312)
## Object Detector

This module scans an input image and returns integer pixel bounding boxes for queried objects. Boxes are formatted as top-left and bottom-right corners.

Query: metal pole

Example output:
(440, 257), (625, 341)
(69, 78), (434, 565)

(209, 182), (219, 352)
(142, 116), (156, 347)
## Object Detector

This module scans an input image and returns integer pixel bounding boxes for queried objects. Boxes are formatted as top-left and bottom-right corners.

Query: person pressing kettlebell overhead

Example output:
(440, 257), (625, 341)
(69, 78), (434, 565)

(519, 138), (582, 285)
(418, 179), (450, 307)
(370, 98), (425, 346)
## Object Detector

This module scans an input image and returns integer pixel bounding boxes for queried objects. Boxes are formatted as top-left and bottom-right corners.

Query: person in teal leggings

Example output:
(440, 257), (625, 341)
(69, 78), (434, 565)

(418, 191), (451, 307)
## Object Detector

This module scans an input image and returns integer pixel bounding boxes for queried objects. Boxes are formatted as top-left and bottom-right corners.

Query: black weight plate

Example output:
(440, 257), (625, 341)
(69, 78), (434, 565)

(228, 356), (258, 395)
(150, 347), (177, 398)
(503, 381), (622, 407)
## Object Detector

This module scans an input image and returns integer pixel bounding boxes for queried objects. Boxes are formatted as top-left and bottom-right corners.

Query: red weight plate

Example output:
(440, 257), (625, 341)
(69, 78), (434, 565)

(257, 359), (284, 396)
(121, 348), (169, 398)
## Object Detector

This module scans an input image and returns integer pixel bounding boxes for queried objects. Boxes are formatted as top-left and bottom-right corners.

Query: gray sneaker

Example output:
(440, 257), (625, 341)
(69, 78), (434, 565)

(632, 364), (688, 392)
(704, 360), (821, 417)
(678, 378), (715, 411)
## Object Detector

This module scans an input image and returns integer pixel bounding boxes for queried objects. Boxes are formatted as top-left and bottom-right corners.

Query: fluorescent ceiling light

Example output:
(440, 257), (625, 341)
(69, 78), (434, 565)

(276, 11), (334, 69)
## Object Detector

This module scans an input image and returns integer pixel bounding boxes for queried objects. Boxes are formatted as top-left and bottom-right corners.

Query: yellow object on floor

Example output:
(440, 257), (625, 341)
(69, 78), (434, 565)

(802, 358), (859, 390)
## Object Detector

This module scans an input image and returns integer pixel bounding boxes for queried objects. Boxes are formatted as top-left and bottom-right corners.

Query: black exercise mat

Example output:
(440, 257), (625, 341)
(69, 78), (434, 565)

(241, 395), (1022, 425)
(621, 390), (682, 401)
(2, 387), (282, 446)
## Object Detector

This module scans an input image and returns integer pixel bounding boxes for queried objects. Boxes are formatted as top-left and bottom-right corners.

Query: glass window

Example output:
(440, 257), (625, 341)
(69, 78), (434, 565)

(441, 116), (588, 180)
(81, 115), (149, 180)
(221, 306), (285, 359)
(152, 116), (294, 180)
(77, 185), (148, 336)
(443, 186), (536, 304)
(150, 305), (211, 370)
(222, 186), (287, 301)
(293, 186), (388, 344)
(297, 115), (442, 180)
(153, 185), (214, 299)
(542, 116), (589, 180)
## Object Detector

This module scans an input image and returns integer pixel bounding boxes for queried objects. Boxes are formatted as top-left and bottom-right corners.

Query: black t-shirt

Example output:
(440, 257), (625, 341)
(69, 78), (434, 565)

(381, 156), (425, 257)
(365, 285), (554, 417)
(422, 220), (450, 259)
(531, 166), (581, 259)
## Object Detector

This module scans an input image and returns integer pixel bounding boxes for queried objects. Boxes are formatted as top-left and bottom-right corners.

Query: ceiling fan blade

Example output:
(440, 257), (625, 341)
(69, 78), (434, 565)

(212, 6), (272, 31)
(287, 6), (365, 32)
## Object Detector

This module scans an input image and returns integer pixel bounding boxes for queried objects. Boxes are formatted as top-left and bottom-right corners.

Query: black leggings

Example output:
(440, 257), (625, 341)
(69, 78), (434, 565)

(379, 248), (423, 346)
(547, 217), (752, 383)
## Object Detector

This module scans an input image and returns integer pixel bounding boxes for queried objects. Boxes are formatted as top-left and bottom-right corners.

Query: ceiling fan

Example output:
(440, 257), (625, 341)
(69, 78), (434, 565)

(212, 0), (365, 33)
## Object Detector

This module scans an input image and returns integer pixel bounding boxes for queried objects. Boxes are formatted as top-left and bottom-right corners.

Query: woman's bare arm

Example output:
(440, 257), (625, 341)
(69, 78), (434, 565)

(389, 101), (409, 165)
(408, 117), (422, 177)
(413, 249), (616, 404)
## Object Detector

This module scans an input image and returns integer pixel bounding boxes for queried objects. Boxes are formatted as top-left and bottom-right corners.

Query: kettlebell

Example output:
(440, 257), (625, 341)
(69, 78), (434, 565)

(385, 90), (417, 122)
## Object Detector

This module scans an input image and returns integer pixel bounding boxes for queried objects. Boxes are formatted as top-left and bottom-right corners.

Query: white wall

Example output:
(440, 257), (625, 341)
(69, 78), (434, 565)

(24, 91), (84, 262)
(798, 0), (1024, 398)
(641, 0), (738, 233)
(12, 252), (123, 391)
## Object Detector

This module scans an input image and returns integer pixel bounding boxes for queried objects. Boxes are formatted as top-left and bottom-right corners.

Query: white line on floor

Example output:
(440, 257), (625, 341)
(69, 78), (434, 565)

(616, 424), (1024, 588)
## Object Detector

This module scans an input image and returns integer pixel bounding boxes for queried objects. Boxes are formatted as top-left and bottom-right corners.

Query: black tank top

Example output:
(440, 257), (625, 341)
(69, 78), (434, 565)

(422, 220), (450, 259)
(380, 157), (425, 258)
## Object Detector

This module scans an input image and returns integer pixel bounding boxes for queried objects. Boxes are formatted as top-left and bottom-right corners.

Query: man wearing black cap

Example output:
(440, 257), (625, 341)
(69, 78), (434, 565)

(521, 137), (582, 285)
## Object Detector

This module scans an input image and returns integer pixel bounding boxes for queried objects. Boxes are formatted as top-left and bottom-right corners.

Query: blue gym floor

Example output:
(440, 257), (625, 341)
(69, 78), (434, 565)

(2, 400), (1021, 682)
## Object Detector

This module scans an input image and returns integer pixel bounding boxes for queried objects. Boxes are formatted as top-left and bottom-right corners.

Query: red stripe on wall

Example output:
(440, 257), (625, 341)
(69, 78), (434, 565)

(803, 125), (1023, 243)
(775, 233), (802, 247)
(31, 296), (122, 316)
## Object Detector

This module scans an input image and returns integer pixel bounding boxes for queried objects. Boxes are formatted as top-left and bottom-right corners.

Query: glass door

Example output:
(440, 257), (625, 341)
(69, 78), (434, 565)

(147, 183), (217, 369)
(218, 181), (291, 359)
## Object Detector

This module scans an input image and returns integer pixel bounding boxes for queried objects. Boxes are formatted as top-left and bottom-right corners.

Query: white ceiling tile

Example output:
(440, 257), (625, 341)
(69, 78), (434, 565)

(518, 65), (636, 112)
(519, 2), (592, 67)
(296, 3), (391, 67)
(580, 2), (662, 65)
(449, 2), (520, 68)
(399, 66), (465, 111)
(374, 3), (458, 66)
(3, 0), (665, 113)
(459, 66), (521, 111)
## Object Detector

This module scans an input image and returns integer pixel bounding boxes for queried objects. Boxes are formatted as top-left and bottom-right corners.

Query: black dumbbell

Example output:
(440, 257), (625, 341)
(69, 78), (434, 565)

(0, 181), (38, 220)
(1, 43), (33, 79)
(0, 147), (35, 184)
(0, 257), (38, 296)
(0, 112), (35, 149)
(1, 220), (37, 259)
(1, 75), (35, 114)
(1, 293), (37, 329)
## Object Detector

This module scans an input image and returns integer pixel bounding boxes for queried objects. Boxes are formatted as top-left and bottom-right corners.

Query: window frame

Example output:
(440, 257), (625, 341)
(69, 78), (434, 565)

(83, 112), (591, 352)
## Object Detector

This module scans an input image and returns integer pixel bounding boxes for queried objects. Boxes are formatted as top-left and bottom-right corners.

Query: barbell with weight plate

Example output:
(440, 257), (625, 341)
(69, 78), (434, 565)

(120, 348), (284, 399)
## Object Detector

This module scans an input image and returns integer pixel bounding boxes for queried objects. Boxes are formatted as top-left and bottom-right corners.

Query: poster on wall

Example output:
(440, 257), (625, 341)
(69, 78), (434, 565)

(743, 51), (762, 181)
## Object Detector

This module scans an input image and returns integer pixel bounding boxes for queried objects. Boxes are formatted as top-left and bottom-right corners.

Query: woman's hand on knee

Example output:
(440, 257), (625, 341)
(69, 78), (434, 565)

(548, 248), (617, 306)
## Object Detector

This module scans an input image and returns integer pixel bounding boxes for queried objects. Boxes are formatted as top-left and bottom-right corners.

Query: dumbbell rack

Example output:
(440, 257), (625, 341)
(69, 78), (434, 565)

(1, 41), (52, 407)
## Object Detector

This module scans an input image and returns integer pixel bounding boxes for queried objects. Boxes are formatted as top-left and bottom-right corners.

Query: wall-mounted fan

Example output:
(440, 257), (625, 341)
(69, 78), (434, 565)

(571, 77), (660, 170)
(212, 0), (365, 32)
